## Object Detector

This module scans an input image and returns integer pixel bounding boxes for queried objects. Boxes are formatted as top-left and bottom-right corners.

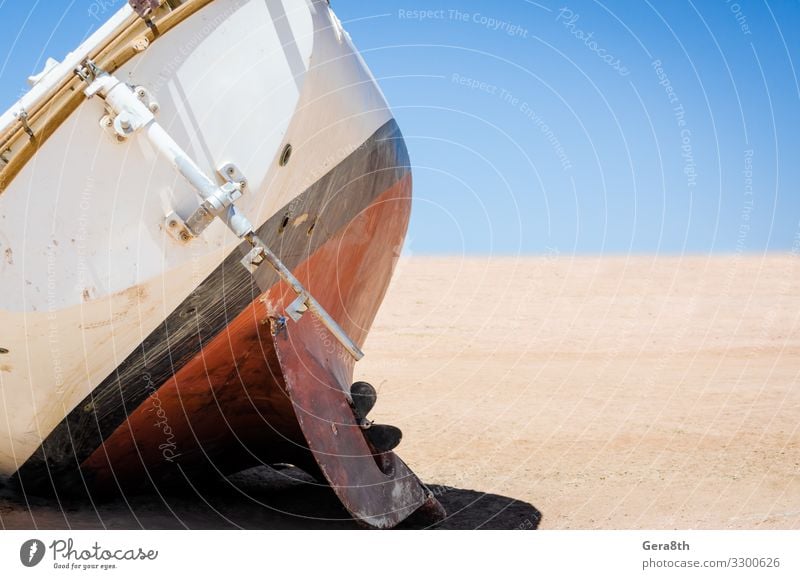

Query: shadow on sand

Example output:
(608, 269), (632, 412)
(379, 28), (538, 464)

(0, 466), (541, 530)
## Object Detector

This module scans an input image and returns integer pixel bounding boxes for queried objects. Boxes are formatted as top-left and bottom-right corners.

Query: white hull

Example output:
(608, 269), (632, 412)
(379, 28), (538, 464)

(0, 0), (392, 475)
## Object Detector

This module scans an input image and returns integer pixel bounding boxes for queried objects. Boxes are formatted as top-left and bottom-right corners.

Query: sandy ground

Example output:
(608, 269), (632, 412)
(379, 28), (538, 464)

(356, 255), (800, 529)
(2, 255), (798, 529)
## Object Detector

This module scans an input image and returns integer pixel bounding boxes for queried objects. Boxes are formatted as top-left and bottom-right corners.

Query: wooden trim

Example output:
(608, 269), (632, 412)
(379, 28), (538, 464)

(0, 0), (216, 194)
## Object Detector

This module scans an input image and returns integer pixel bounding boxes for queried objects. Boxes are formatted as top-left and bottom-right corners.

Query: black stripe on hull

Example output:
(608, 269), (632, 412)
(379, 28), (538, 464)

(14, 119), (409, 492)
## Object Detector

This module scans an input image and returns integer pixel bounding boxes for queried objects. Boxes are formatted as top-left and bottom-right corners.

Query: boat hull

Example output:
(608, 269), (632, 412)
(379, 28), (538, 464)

(13, 119), (441, 528)
(1, 0), (443, 528)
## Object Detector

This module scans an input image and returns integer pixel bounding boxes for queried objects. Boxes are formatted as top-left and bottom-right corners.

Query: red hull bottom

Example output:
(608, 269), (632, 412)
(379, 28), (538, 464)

(80, 175), (443, 528)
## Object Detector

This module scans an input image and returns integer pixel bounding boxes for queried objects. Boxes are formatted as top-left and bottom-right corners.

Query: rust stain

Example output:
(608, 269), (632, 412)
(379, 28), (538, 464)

(3, 248), (12, 265)
(0, 364), (12, 373)
(80, 284), (149, 326)
(77, 175), (438, 528)
(124, 285), (148, 303)
(80, 311), (127, 330)
(80, 178), (412, 491)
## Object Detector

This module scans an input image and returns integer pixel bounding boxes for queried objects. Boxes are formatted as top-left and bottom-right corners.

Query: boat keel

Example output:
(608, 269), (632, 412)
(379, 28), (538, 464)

(270, 313), (444, 529)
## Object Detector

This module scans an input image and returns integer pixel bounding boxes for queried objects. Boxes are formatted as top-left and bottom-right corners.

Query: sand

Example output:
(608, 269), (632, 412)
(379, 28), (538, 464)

(356, 255), (800, 529)
(2, 255), (798, 529)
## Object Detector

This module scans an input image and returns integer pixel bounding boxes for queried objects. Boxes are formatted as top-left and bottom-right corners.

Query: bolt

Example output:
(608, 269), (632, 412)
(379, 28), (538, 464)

(180, 232), (191, 242)
(168, 220), (178, 228)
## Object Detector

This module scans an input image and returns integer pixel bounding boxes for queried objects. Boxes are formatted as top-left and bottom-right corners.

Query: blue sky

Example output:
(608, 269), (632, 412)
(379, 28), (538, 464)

(1, 1), (798, 255)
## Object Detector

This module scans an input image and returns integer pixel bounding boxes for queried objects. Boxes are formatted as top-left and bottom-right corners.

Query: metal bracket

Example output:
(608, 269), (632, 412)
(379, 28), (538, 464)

(134, 85), (159, 114)
(242, 233), (365, 361)
(217, 162), (247, 188)
(286, 294), (309, 322)
(164, 211), (193, 243)
(15, 110), (34, 141)
(73, 61), (363, 361)
(74, 60), (102, 85)
(184, 180), (243, 236)
(166, 166), (248, 241)
(241, 246), (265, 274)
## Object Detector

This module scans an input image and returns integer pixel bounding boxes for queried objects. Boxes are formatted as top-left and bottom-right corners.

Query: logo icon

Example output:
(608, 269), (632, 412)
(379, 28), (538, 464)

(19, 539), (46, 567)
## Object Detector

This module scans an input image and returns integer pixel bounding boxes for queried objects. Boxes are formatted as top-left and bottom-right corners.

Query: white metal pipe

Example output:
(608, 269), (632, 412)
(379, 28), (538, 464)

(145, 122), (219, 199)
(246, 233), (365, 361)
(91, 72), (255, 235)
(97, 74), (220, 200)
(85, 69), (363, 361)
